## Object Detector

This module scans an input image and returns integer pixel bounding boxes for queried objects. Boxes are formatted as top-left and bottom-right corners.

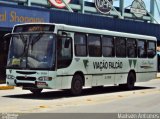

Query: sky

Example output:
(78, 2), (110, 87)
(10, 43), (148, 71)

(85, 0), (160, 24)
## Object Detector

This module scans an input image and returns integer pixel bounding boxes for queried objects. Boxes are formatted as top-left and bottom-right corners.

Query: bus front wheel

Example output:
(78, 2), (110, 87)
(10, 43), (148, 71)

(30, 89), (43, 95)
(71, 75), (83, 96)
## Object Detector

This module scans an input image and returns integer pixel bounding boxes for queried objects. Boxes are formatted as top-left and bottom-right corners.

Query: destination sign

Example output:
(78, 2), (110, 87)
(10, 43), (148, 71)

(13, 25), (55, 32)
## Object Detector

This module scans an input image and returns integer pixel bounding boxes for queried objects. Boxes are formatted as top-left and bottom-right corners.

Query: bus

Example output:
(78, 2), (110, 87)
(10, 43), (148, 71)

(5, 23), (157, 95)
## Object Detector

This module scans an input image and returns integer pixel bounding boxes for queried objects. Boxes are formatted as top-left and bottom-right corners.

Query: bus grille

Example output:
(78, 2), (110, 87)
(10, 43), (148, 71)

(16, 83), (37, 88)
(16, 76), (36, 81)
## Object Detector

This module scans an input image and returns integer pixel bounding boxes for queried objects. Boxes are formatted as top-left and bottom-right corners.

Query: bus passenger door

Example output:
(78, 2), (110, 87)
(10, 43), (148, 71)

(56, 32), (73, 89)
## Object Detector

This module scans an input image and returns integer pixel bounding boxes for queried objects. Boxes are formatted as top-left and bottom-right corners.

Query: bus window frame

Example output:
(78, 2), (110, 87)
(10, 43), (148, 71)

(56, 35), (73, 69)
(87, 34), (102, 57)
(137, 39), (147, 58)
(115, 37), (127, 58)
(127, 38), (137, 58)
(74, 32), (88, 57)
(101, 35), (115, 57)
(147, 40), (156, 58)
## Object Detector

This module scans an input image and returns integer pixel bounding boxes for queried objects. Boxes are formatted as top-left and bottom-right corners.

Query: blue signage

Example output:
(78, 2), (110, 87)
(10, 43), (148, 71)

(0, 6), (50, 28)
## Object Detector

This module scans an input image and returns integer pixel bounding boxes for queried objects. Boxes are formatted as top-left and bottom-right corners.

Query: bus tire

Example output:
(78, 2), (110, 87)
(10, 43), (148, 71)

(126, 72), (136, 90)
(71, 75), (83, 96)
(30, 89), (42, 95)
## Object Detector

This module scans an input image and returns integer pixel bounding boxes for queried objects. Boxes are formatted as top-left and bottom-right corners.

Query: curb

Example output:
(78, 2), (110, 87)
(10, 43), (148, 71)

(0, 85), (14, 90)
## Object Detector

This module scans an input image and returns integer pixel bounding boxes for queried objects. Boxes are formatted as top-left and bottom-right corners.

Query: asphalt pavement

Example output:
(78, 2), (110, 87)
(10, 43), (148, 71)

(0, 79), (160, 119)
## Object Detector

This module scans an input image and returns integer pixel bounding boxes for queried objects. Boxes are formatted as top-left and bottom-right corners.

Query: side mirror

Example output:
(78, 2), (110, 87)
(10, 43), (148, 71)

(3, 33), (11, 41)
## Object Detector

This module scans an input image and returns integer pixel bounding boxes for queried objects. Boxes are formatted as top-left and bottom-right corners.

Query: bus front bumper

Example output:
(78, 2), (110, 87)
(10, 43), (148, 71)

(6, 79), (52, 89)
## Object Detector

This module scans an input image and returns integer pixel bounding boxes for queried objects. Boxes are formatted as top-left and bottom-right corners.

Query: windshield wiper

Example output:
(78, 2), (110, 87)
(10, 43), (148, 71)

(30, 33), (43, 50)
(19, 34), (28, 56)
(18, 33), (43, 56)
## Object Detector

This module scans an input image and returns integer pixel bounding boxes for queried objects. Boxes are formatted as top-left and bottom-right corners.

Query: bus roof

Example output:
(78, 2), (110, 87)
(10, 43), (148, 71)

(14, 23), (157, 41)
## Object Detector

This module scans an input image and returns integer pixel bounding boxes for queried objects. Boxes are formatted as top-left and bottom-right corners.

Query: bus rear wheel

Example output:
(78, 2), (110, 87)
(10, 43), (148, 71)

(119, 72), (136, 90)
(126, 72), (136, 90)
(30, 89), (42, 95)
(71, 75), (83, 96)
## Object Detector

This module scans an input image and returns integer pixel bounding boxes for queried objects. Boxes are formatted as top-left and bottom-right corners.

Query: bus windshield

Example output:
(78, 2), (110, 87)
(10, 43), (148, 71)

(7, 33), (56, 70)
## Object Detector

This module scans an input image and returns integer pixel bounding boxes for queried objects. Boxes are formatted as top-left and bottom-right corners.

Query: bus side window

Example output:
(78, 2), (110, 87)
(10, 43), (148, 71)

(57, 36), (72, 69)
(74, 33), (87, 56)
(147, 41), (156, 58)
(88, 35), (101, 57)
(115, 37), (126, 57)
(102, 36), (115, 57)
(127, 38), (137, 58)
(138, 40), (147, 58)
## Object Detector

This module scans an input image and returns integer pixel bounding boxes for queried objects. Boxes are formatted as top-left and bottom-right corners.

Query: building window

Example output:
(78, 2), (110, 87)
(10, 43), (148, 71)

(148, 41), (156, 58)
(74, 33), (87, 56)
(116, 37), (126, 57)
(88, 35), (101, 57)
(138, 40), (147, 58)
(127, 38), (137, 58)
(102, 36), (114, 57)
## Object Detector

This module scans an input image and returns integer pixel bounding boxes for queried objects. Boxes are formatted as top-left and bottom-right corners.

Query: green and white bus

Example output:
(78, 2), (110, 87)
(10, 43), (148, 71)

(5, 23), (157, 95)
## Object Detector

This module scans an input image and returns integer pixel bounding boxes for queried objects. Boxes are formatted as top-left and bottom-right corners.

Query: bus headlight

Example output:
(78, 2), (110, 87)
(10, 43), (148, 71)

(7, 75), (15, 79)
(38, 77), (52, 81)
